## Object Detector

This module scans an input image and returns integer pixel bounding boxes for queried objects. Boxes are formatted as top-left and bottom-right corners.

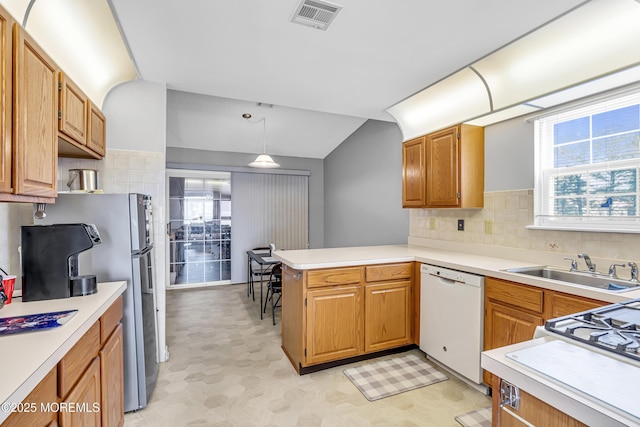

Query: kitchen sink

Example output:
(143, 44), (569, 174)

(504, 266), (640, 292)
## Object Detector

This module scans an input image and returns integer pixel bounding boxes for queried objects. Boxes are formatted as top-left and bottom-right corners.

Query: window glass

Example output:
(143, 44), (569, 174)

(534, 90), (640, 231)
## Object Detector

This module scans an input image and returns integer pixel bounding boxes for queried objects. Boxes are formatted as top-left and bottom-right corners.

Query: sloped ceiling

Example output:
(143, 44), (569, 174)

(110, 0), (588, 158)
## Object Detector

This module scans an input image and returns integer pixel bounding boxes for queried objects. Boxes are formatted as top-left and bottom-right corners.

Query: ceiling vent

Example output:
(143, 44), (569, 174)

(290, 0), (342, 31)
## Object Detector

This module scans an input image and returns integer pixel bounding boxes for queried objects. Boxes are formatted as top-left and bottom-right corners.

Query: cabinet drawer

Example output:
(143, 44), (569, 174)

(100, 295), (123, 345)
(307, 267), (362, 288)
(486, 277), (544, 313)
(58, 321), (100, 398)
(549, 292), (606, 318)
(365, 263), (412, 282)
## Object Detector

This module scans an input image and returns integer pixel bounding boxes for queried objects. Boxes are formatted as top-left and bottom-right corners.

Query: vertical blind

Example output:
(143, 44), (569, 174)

(231, 172), (309, 283)
(245, 173), (309, 250)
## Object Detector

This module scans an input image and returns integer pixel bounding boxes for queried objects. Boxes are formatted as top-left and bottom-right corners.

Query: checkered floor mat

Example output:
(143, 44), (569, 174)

(454, 406), (492, 427)
(343, 353), (448, 401)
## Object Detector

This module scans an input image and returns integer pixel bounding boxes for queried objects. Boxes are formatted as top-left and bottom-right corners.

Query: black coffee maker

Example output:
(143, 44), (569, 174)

(21, 224), (102, 302)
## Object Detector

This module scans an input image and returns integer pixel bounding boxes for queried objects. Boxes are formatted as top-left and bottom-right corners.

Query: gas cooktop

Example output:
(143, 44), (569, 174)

(545, 298), (640, 363)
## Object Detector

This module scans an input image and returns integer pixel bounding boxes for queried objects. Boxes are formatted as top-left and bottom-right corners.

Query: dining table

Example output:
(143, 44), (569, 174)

(246, 250), (281, 319)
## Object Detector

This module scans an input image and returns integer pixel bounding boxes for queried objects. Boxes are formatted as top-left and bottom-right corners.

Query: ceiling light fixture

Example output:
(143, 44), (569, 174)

(387, 0), (640, 140)
(243, 113), (280, 169)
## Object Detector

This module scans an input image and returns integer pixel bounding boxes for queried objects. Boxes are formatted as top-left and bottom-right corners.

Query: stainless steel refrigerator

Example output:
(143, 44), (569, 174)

(38, 193), (158, 412)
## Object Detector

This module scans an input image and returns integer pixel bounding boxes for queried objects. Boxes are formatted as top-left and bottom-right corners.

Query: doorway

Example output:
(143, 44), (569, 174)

(167, 170), (231, 287)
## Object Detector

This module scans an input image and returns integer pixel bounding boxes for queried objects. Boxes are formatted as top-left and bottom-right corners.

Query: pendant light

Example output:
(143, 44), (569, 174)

(244, 113), (280, 168)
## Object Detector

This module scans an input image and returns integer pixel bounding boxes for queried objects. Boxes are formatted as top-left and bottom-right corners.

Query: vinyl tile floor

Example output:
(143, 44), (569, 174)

(124, 284), (491, 426)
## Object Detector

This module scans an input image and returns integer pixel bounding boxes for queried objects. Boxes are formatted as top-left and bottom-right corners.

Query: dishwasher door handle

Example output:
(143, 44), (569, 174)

(429, 274), (459, 285)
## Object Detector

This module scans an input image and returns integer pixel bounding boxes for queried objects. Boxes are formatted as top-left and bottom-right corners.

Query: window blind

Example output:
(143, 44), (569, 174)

(231, 172), (309, 282)
(534, 90), (640, 231)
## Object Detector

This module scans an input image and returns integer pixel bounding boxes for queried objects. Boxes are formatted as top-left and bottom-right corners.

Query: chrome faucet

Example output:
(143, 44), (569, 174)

(563, 257), (578, 271)
(578, 253), (596, 273)
(608, 263), (626, 278)
(629, 262), (639, 282)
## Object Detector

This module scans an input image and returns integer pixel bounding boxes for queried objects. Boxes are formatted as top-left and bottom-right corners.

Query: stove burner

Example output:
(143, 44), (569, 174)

(545, 298), (640, 362)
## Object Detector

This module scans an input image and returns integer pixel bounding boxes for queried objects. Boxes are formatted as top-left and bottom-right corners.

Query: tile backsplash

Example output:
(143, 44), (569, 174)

(409, 189), (640, 263)
(1, 149), (166, 289)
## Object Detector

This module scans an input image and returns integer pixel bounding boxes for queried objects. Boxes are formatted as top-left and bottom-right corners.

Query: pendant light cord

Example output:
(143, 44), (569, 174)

(243, 115), (268, 154)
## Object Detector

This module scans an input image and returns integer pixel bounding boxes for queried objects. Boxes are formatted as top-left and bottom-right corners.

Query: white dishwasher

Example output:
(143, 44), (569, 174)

(420, 264), (485, 386)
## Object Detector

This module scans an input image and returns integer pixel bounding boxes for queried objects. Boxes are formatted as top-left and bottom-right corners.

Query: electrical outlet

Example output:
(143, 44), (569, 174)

(485, 219), (494, 234)
(429, 217), (436, 230)
(457, 219), (464, 231)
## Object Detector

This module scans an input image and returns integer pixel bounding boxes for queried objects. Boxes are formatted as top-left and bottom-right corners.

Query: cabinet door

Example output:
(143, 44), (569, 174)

(425, 126), (459, 207)
(484, 300), (543, 384)
(60, 357), (101, 427)
(12, 24), (58, 197)
(402, 136), (426, 207)
(2, 367), (58, 427)
(59, 72), (88, 145)
(87, 102), (105, 156)
(306, 286), (363, 365)
(0, 7), (12, 194)
(100, 324), (124, 427)
(364, 281), (411, 352)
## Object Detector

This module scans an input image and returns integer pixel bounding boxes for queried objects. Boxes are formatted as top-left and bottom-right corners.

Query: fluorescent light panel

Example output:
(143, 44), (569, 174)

(387, 68), (490, 140)
(388, 0), (640, 140)
(25, 0), (136, 107)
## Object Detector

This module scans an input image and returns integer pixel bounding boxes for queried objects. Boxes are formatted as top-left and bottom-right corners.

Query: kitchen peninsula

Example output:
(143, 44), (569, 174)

(0, 281), (126, 426)
(274, 244), (640, 426)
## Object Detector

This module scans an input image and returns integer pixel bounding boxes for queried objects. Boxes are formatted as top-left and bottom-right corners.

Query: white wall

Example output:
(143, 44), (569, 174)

(102, 80), (169, 362)
(104, 80), (167, 153)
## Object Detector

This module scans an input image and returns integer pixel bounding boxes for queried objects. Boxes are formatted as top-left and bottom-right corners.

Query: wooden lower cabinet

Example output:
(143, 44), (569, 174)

(483, 277), (607, 386)
(492, 376), (586, 427)
(306, 285), (363, 365)
(100, 324), (124, 427)
(0, 297), (124, 427)
(1, 367), (58, 427)
(283, 263), (414, 372)
(484, 300), (543, 385)
(485, 301), (544, 353)
(364, 280), (411, 352)
(60, 357), (101, 427)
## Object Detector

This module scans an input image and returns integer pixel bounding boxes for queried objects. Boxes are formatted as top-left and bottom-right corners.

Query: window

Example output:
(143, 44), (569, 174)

(534, 91), (640, 232)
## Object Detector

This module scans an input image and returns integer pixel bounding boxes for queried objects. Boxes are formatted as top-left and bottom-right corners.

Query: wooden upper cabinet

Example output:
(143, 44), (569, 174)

(59, 72), (88, 145)
(87, 102), (106, 156)
(12, 23), (58, 198)
(401, 124), (484, 209)
(58, 72), (105, 159)
(402, 136), (426, 207)
(0, 7), (12, 195)
(426, 126), (459, 207)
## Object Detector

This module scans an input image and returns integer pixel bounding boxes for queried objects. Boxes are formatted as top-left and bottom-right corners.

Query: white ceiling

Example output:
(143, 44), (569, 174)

(109, 0), (588, 159)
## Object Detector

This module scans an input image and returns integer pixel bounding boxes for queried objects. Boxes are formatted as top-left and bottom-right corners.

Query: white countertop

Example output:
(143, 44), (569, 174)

(274, 243), (640, 423)
(482, 337), (640, 426)
(0, 281), (126, 423)
(273, 244), (640, 304)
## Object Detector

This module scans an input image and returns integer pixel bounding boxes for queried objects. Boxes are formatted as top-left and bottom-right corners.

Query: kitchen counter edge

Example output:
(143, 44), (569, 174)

(0, 281), (127, 423)
(272, 245), (640, 304)
(481, 337), (639, 426)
